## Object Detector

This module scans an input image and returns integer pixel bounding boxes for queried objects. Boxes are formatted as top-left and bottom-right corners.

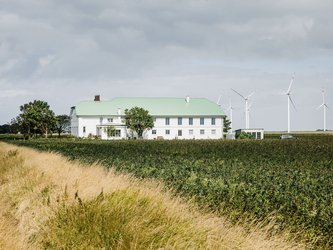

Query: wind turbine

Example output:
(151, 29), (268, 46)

(317, 89), (329, 131)
(231, 89), (255, 129)
(284, 74), (296, 134)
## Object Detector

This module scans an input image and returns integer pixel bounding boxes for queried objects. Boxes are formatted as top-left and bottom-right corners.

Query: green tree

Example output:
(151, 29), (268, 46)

(104, 125), (116, 137)
(18, 100), (56, 138)
(223, 116), (232, 134)
(10, 118), (20, 134)
(55, 115), (70, 138)
(124, 107), (154, 139)
(0, 124), (10, 134)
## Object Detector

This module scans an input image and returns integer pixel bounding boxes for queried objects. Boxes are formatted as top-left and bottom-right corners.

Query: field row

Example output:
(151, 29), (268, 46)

(10, 138), (333, 248)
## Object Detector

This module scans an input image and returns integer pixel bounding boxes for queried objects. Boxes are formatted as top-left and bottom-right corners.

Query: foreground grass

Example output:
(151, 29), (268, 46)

(0, 142), (302, 249)
(9, 137), (333, 248)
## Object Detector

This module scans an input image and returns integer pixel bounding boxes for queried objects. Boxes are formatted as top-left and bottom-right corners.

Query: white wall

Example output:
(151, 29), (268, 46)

(74, 115), (224, 140)
(78, 117), (100, 138)
(147, 117), (224, 140)
(70, 109), (79, 136)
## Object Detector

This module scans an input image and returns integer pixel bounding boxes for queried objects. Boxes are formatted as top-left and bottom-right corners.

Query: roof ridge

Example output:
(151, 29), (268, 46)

(112, 97), (206, 99)
(75, 97), (224, 116)
(79, 97), (208, 102)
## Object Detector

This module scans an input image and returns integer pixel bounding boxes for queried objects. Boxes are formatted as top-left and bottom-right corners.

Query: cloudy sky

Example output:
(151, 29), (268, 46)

(1, 0), (332, 131)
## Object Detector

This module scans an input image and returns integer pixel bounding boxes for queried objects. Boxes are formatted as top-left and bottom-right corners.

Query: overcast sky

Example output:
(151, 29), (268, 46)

(1, 0), (332, 131)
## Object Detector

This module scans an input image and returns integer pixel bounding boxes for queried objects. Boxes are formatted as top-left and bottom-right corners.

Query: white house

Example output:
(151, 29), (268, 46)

(70, 95), (225, 140)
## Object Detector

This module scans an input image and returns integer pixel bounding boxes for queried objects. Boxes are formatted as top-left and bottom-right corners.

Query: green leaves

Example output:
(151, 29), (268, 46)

(124, 107), (154, 138)
(17, 100), (56, 138)
(55, 115), (70, 137)
(104, 125), (116, 137)
(223, 117), (231, 133)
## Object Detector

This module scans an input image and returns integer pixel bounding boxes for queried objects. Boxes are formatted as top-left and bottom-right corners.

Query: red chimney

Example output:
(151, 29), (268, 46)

(94, 95), (100, 101)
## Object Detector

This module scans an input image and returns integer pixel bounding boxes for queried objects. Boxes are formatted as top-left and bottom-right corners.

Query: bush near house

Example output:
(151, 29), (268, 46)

(237, 131), (255, 139)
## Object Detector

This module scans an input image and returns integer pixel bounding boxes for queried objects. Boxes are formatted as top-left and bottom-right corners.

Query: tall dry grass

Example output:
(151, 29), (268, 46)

(0, 142), (304, 249)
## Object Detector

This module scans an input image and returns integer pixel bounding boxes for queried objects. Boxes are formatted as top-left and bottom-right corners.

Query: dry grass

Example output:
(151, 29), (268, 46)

(0, 142), (304, 249)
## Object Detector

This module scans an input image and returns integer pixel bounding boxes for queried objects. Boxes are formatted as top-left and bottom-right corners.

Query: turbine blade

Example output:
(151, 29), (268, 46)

(286, 74), (295, 93)
(217, 95), (222, 105)
(289, 96), (297, 111)
(231, 89), (246, 99)
(247, 92), (255, 99)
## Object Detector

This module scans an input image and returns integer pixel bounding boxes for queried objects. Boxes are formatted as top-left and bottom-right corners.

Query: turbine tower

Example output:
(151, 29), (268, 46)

(317, 89), (329, 131)
(247, 102), (253, 128)
(232, 89), (254, 129)
(284, 74), (296, 134)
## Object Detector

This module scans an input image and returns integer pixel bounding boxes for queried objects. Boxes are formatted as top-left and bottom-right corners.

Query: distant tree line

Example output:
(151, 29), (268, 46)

(0, 100), (70, 138)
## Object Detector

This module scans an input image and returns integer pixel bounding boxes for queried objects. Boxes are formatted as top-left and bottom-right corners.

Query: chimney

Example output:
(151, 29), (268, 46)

(185, 95), (190, 103)
(94, 95), (100, 101)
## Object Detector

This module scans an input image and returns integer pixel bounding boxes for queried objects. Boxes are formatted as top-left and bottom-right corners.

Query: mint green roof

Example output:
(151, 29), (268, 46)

(75, 97), (224, 116)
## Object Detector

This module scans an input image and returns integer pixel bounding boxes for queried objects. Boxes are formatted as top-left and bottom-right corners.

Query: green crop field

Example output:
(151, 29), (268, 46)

(8, 137), (333, 248)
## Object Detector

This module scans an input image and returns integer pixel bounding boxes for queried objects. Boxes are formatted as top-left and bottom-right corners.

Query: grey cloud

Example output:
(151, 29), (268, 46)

(0, 0), (332, 131)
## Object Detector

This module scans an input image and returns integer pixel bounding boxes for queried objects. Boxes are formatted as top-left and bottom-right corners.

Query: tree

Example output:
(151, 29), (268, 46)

(0, 124), (10, 134)
(104, 125), (116, 137)
(223, 116), (232, 134)
(124, 107), (154, 139)
(55, 115), (70, 137)
(9, 118), (20, 134)
(18, 100), (56, 138)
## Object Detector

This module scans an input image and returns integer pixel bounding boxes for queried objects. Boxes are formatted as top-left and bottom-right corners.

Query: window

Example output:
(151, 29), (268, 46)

(211, 129), (216, 135)
(200, 129), (204, 135)
(166, 129), (170, 135)
(83, 126), (86, 133)
(178, 117), (182, 125)
(108, 118), (113, 122)
(200, 117), (204, 125)
(153, 117), (157, 122)
(189, 117), (193, 125)
(115, 130), (121, 137)
(189, 129), (193, 135)
(107, 130), (121, 137)
(211, 117), (216, 125)
(152, 130), (156, 135)
(257, 132), (261, 139)
(165, 117), (170, 125)
(178, 130), (182, 136)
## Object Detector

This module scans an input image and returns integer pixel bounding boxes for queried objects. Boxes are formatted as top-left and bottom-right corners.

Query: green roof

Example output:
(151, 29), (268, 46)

(75, 97), (224, 116)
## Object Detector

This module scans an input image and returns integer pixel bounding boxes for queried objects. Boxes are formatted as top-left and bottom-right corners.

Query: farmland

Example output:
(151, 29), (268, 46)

(9, 137), (333, 248)
(0, 142), (302, 249)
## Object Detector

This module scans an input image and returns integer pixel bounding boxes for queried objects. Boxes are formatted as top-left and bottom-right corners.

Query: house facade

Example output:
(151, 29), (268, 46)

(70, 96), (225, 140)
